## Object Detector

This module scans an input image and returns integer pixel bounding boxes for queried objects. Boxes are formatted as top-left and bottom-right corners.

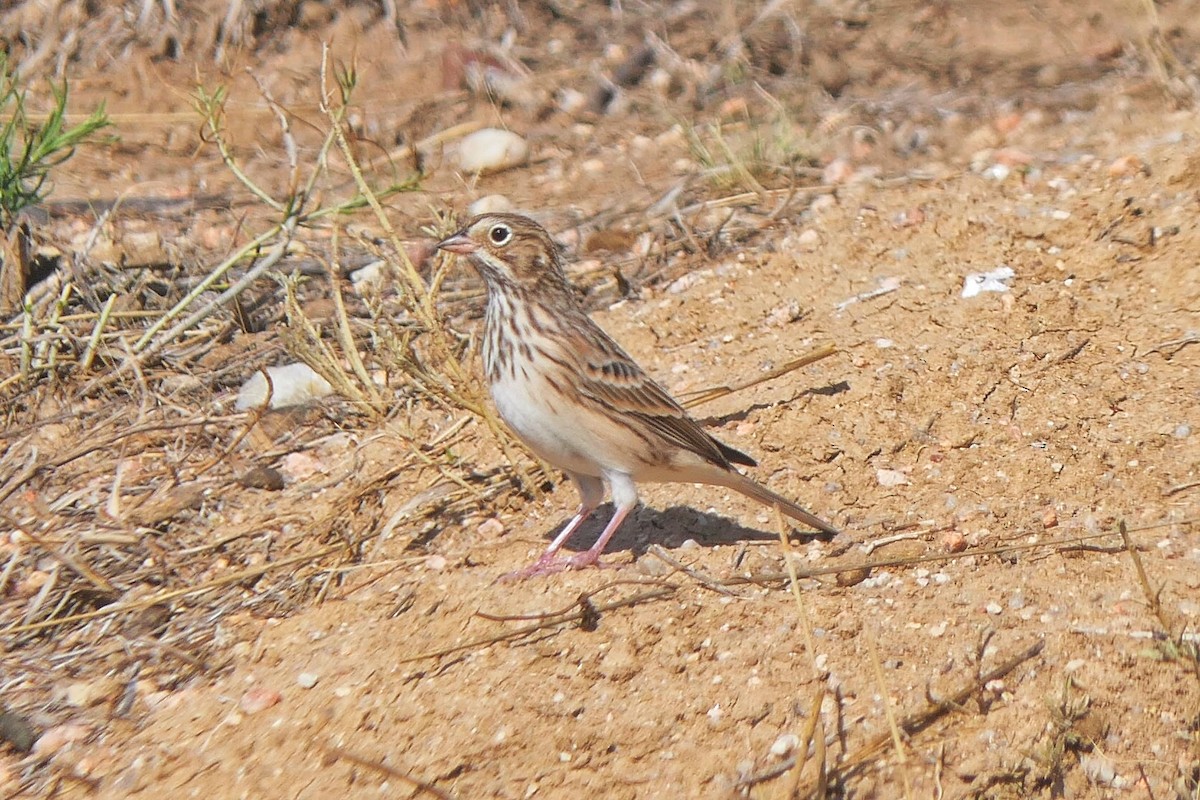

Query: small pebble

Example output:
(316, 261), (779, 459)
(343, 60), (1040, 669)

(236, 363), (333, 411)
(1041, 505), (1058, 528)
(875, 468), (910, 487)
(240, 687), (282, 714)
(239, 466), (285, 491)
(468, 195), (514, 215)
(296, 672), (319, 689)
(770, 733), (800, 757)
(0, 710), (37, 753)
(985, 602), (1003, 615)
(794, 229), (821, 251)
(478, 517), (505, 537)
(557, 88), (587, 114)
(836, 567), (871, 587)
(1107, 154), (1145, 177)
(941, 531), (967, 553)
(457, 128), (529, 174)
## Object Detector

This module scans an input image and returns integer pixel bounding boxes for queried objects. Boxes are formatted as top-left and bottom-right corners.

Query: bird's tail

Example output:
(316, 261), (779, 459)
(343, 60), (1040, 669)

(721, 471), (840, 536)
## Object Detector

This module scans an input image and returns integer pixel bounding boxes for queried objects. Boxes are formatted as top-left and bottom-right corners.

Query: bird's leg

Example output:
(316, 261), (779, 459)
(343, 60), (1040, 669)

(562, 503), (632, 570)
(502, 474), (605, 580)
(563, 472), (638, 570)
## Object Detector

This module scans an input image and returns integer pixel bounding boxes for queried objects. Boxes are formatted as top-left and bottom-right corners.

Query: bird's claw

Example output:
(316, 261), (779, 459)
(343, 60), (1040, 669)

(497, 551), (617, 582)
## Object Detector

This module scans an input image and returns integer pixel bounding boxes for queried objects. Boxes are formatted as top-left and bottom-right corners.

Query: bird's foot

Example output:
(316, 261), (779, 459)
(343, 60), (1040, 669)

(497, 550), (617, 582)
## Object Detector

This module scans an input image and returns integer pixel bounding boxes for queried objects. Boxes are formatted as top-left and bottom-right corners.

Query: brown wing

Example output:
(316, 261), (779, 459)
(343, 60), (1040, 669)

(572, 320), (756, 469)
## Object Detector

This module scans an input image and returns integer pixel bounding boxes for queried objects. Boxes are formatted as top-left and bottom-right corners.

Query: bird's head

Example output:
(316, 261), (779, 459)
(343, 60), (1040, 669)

(437, 213), (571, 296)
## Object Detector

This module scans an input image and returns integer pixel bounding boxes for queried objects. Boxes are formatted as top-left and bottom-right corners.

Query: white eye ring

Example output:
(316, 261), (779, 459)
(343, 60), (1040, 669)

(488, 224), (512, 245)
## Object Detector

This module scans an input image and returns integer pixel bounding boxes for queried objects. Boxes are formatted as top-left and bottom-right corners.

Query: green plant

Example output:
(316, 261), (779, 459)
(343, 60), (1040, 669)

(0, 53), (111, 229)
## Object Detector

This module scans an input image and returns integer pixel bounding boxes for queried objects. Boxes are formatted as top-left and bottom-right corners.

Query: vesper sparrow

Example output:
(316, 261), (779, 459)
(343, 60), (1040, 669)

(438, 213), (839, 578)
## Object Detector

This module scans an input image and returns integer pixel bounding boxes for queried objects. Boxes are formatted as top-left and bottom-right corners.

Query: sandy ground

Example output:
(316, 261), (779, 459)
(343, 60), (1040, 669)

(1, 1), (1199, 798)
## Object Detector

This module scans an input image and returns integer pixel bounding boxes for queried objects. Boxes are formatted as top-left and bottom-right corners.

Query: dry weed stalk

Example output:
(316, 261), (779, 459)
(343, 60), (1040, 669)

(316, 46), (543, 491)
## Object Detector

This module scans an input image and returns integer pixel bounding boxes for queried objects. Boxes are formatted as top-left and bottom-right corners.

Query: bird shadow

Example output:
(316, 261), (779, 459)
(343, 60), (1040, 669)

(548, 503), (835, 558)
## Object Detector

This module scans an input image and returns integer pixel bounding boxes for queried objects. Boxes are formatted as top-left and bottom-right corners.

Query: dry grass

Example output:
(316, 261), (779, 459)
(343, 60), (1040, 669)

(0, 41), (540, 776)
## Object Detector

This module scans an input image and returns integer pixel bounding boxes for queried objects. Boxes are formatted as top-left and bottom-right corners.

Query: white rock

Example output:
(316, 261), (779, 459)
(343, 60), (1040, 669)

(350, 260), (385, 290)
(557, 88), (587, 114)
(468, 195), (514, 215)
(236, 363), (334, 411)
(961, 266), (1015, 298)
(770, 733), (800, 757)
(875, 468), (910, 487)
(457, 128), (529, 174)
(296, 672), (319, 689)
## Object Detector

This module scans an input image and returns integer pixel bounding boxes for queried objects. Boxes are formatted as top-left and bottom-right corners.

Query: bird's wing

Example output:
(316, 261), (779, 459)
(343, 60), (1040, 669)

(572, 322), (755, 468)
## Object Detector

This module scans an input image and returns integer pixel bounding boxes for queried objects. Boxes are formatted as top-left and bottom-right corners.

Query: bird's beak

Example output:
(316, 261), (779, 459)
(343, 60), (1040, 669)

(436, 231), (476, 255)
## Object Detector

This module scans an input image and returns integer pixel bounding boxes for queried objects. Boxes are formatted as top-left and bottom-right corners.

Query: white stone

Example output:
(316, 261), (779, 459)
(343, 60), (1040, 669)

(457, 128), (529, 174)
(236, 363), (333, 411)
(468, 195), (514, 215)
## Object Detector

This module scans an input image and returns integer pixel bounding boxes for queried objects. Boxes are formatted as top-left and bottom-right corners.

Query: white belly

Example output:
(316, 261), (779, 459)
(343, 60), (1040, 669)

(490, 365), (607, 478)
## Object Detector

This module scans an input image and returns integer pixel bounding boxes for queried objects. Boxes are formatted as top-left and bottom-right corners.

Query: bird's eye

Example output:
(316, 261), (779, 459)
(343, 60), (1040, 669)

(488, 224), (512, 246)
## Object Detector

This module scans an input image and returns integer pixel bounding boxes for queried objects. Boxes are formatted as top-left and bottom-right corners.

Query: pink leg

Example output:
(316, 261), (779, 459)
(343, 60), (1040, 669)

(503, 473), (639, 580)
(500, 474), (606, 581)
(561, 502), (633, 570)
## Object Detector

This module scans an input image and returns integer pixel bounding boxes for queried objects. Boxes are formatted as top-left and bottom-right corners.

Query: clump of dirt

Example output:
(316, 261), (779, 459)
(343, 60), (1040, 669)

(1, 1), (1199, 798)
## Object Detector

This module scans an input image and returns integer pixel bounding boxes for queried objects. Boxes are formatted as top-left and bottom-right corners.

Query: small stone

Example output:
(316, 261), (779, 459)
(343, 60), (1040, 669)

(457, 128), (529, 174)
(63, 680), (111, 708)
(985, 602), (1003, 615)
(1041, 505), (1058, 528)
(794, 229), (821, 251)
(1107, 154), (1145, 178)
(770, 733), (799, 756)
(468, 195), (514, 215)
(1081, 752), (1117, 786)
(278, 451), (325, 482)
(875, 468), (910, 487)
(557, 88), (587, 114)
(235, 363), (333, 411)
(425, 554), (448, 571)
(836, 567), (871, 587)
(350, 260), (385, 290)
(240, 687), (282, 714)
(0, 710), (37, 753)
(477, 517), (505, 537)
(239, 466), (285, 491)
(296, 672), (319, 689)
(942, 530), (967, 553)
